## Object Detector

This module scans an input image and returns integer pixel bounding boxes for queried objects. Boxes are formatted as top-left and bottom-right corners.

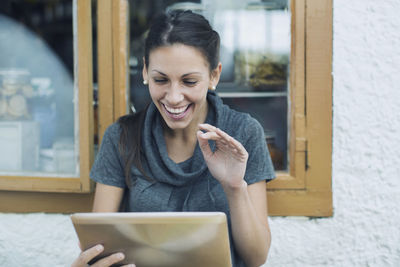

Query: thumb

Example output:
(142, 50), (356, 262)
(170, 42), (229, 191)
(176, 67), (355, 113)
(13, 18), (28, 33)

(197, 130), (213, 160)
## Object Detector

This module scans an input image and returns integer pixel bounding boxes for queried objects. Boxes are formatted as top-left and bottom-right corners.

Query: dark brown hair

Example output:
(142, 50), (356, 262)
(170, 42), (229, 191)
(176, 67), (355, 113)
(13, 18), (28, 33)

(144, 10), (220, 71)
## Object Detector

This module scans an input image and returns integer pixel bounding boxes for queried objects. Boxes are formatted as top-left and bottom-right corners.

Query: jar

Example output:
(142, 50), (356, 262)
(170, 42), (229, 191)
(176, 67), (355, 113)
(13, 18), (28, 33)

(0, 69), (34, 120)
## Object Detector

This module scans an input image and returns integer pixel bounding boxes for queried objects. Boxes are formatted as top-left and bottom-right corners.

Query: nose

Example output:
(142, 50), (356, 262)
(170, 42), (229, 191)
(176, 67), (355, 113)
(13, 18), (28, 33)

(165, 82), (184, 105)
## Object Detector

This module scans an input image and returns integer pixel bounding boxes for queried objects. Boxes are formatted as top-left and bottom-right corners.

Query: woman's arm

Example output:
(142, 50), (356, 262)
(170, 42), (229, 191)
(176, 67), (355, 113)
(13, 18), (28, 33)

(197, 123), (271, 267)
(224, 181), (271, 267)
(92, 183), (125, 212)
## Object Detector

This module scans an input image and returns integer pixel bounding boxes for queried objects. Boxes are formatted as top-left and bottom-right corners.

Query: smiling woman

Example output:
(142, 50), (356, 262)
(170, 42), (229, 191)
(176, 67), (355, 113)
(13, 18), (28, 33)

(73, 10), (275, 267)
(144, 44), (219, 139)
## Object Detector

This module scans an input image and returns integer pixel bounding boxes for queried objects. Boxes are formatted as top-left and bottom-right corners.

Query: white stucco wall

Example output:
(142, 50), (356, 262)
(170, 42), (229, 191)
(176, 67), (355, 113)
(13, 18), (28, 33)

(1, 0), (400, 266)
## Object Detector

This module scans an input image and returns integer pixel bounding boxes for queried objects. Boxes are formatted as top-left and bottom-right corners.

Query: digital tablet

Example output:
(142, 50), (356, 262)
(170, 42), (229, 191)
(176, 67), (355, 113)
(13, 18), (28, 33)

(71, 212), (232, 267)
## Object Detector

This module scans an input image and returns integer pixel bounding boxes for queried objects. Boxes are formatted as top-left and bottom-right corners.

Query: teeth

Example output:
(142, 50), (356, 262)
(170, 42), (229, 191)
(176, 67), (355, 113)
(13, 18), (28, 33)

(164, 104), (188, 114)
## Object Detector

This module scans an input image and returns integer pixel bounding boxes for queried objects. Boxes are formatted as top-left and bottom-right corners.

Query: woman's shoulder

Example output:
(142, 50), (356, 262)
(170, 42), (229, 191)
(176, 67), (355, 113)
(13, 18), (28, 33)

(220, 102), (263, 136)
(102, 114), (139, 145)
(103, 121), (122, 138)
(104, 113), (140, 136)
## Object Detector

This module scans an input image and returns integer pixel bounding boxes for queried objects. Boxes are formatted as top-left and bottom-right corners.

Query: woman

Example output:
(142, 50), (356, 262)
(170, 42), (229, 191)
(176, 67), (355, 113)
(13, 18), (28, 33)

(72, 10), (275, 267)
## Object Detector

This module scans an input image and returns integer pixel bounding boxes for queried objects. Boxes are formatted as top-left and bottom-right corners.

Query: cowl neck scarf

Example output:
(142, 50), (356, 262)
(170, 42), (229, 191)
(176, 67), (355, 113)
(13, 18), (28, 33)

(141, 90), (224, 186)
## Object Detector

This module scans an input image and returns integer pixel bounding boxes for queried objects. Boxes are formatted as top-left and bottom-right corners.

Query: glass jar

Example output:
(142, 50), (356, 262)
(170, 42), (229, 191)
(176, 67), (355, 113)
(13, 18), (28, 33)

(0, 69), (33, 120)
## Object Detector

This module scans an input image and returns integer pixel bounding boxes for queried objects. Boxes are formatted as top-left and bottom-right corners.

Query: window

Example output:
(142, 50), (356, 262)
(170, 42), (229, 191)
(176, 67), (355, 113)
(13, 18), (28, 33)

(0, 0), (94, 212)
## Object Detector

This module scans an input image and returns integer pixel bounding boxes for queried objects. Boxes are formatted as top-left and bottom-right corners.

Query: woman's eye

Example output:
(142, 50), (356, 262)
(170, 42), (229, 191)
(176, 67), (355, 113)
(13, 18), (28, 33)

(183, 80), (197, 86)
(154, 78), (168, 84)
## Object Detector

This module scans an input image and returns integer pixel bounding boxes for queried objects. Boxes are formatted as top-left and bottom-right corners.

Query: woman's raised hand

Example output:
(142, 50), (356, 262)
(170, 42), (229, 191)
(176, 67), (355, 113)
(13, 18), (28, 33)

(71, 244), (135, 267)
(197, 123), (248, 190)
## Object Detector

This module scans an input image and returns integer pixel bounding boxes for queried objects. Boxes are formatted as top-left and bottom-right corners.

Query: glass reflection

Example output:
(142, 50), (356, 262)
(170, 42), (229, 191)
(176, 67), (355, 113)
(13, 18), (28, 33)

(0, 1), (77, 176)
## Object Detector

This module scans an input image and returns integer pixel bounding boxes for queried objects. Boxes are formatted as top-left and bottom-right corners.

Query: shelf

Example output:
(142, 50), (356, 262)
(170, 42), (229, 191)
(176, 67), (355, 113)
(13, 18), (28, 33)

(216, 82), (288, 98)
(218, 92), (287, 98)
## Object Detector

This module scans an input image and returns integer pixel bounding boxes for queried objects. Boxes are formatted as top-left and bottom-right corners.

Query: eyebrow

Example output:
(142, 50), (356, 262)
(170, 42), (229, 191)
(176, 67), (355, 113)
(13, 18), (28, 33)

(151, 70), (202, 77)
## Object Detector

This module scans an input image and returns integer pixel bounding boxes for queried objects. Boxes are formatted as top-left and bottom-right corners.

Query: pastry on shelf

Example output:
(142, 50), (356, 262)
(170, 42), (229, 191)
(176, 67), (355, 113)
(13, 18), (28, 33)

(249, 59), (287, 91)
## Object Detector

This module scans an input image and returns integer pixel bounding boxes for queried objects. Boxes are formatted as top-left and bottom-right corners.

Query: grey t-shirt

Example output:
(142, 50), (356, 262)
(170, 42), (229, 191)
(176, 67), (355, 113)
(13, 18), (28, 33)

(90, 92), (275, 266)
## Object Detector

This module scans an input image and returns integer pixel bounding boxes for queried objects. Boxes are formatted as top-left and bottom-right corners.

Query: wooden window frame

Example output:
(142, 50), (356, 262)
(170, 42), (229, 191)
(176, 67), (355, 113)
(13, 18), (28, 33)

(267, 0), (333, 216)
(0, 0), (332, 216)
(97, 0), (130, 142)
(0, 0), (95, 212)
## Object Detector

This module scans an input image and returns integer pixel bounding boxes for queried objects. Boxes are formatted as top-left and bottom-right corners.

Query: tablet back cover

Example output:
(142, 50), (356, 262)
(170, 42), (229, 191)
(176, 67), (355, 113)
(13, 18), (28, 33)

(71, 212), (232, 267)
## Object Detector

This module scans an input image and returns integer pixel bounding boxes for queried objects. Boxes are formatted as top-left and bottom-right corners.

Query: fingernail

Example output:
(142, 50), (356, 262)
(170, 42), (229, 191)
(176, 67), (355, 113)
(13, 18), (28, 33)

(96, 245), (104, 252)
(117, 253), (125, 260)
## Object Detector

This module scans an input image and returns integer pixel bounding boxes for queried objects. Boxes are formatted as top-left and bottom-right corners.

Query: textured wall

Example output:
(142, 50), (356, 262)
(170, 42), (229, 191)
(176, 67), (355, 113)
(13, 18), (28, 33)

(1, 0), (400, 266)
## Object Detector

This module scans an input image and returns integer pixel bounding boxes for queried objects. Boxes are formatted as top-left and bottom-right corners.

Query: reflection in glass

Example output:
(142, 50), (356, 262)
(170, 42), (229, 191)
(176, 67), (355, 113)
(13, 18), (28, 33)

(213, 3), (290, 92)
(0, 1), (78, 176)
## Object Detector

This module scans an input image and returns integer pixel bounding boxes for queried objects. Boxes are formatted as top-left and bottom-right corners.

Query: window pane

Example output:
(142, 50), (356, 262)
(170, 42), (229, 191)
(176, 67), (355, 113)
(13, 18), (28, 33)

(0, 0), (78, 176)
(212, 0), (290, 171)
(128, 0), (290, 171)
(221, 96), (288, 171)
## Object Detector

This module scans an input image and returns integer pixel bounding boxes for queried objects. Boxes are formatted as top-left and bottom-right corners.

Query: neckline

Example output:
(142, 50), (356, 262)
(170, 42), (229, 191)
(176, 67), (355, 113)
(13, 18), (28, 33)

(141, 91), (221, 185)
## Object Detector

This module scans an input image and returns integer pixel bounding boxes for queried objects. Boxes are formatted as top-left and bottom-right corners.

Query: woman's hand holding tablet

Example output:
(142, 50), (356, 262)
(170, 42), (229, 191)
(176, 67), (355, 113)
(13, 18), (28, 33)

(71, 244), (135, 267)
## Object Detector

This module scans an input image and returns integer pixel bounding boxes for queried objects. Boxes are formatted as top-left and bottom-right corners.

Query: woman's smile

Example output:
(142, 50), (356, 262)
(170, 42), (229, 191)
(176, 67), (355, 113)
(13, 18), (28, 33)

(162, 103), (193, 120)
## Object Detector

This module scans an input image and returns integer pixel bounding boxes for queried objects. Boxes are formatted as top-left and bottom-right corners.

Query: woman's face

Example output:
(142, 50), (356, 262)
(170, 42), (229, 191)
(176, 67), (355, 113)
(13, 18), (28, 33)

(143, 44), (221, 131)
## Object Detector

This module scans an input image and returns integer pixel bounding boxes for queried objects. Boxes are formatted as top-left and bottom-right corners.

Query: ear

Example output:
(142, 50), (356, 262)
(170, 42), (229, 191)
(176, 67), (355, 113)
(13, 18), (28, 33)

(142, 57), (148, 82)
(209, 62), (222, 89)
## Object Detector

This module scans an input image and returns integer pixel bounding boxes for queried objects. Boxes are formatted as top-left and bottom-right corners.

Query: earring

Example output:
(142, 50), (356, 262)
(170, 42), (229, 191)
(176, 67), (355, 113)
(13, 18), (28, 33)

(211, 85), (216, 90)
(143, 80), (148, 85)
